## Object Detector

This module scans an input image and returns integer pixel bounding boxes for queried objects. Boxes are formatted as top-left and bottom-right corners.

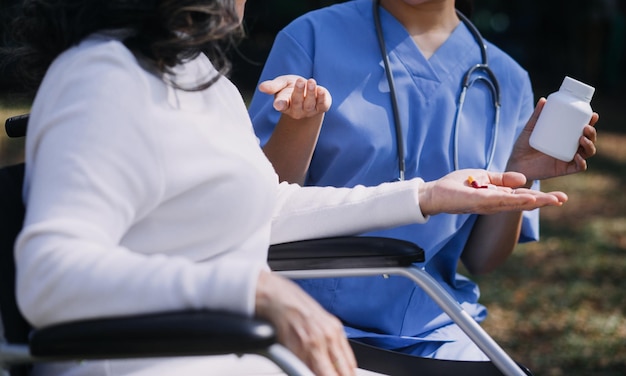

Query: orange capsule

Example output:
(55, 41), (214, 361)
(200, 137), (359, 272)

(467, 176), (488, 189)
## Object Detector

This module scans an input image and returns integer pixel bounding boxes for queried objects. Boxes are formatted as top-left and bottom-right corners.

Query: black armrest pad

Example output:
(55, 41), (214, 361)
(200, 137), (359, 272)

(268, 236), (424, 271)
(30, 310), (276, 359)
(5, 114), (28, 138)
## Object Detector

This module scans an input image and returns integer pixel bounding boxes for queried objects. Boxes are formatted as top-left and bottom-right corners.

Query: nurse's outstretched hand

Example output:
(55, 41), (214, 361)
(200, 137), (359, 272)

(418, 169), (568, 216)
(255, 270), (357, 376)
(258, 75), (332, 120)
(506, 97), (599, 182)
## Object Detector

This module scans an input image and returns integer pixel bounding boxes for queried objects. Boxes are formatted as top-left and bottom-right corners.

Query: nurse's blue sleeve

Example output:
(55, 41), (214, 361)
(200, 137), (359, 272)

(248, 29), (315, 147)
(518, 73), (540, 243)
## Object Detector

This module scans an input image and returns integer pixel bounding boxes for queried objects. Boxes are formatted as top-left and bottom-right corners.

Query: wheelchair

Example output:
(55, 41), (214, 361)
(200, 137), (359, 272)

(1, 114), (531, 376)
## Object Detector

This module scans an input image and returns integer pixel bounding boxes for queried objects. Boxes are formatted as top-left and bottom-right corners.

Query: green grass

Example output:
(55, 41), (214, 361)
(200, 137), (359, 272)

(471, 145), (626, 375)
(2, 96), (625, 375)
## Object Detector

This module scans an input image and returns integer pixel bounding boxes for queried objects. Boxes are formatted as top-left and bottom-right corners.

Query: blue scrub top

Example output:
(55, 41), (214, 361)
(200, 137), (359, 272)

(249, 0), (539, 349)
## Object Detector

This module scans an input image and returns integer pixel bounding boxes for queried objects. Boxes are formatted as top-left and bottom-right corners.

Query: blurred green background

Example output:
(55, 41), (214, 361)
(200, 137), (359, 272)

(1, 1), (625, 375)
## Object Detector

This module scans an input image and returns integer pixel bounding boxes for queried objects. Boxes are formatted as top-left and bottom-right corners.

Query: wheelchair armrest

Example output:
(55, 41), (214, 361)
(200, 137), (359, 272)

(29, 310), (276, 359)
(268, 236), (424, 271)
(4, 114), (28, 138)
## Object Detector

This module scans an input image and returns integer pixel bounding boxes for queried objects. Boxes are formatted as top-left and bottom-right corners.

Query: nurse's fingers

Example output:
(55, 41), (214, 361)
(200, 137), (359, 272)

(257, 75), (301, 112)
(287, 78), (307, 110)
(577, 132), (596, 160)
(589, 111), (600, 128)
(258, 75), (295, 94)
(302, 79), (318, 112)
(298, 79), (331, 114)
(523, 97), (547, 132)
(315, 86), (332, 113)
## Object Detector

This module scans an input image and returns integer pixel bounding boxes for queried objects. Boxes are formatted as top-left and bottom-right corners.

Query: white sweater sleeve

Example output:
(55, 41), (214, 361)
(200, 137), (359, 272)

(270, 179), (428, 245)
(15, 41), (265, 327)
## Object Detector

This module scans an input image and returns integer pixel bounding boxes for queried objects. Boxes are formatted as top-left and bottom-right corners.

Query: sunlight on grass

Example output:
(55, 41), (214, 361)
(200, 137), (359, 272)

(474, 132), (626, 375)
(0, 95), (30, 166)
(0, 95), (30, 119)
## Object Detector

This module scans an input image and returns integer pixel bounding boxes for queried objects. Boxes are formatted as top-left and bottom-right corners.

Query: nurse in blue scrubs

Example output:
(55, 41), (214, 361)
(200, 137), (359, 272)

(248, 0), (599, 360)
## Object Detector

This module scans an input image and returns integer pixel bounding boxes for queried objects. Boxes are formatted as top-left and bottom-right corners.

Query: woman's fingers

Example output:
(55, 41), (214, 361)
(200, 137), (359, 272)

(290, 316), (356, 376)
(337, 329), (357, 372)
(304, 319), (355, 376)
(255, 272), (356, 376)
(302, 309), (356, 376)
(300, 330), (336, 376)
(472, 190), (564, 214)
(325, 317), (357, 375)
(507, 188), (568, 206)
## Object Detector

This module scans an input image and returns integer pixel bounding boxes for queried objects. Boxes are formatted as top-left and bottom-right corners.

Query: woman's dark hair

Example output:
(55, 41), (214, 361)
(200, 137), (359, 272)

(3, 0), (244, 93)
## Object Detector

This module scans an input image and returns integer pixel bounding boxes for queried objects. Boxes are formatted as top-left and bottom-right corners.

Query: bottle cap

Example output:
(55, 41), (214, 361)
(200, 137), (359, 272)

(560, 76), (595, 102)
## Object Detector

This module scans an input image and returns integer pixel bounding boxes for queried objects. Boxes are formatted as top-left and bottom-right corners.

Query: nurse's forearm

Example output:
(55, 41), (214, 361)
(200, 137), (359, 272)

(461, 211), (524, 275)
(262, 113), (324, 185)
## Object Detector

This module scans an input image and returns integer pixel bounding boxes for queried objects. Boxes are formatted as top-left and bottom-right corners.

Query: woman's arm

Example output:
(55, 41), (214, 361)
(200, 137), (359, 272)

(271, 169), (568, 245)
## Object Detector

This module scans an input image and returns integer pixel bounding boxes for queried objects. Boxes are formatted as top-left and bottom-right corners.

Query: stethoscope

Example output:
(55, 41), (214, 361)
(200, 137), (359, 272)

(373, 0), (501, 180)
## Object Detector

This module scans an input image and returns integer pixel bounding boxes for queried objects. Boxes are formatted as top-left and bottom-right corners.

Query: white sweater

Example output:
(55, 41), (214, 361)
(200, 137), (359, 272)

(15, 34), (427, 330)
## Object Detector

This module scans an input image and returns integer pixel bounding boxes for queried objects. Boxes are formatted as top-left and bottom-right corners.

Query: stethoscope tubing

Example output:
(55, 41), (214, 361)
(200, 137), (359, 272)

(373, 0), (501, 179)
(374, 0), (406, 181)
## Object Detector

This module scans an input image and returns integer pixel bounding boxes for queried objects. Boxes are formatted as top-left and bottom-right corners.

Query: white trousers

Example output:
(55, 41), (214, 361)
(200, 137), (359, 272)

(32, 355), (386, 376)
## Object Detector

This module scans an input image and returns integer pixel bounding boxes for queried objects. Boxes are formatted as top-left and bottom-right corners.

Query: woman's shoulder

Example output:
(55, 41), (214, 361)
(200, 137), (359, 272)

(40, 32), (153, 103)
(32, 32), (160, 133)
(47, 32), (142, 83)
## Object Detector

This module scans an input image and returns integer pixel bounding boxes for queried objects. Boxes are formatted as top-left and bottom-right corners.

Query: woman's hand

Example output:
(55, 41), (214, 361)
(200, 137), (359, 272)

(506, 98), (599, 182)
(258, 75), (332, 120)
(255, 270), (356, 376)
(418, 169), (568, 216)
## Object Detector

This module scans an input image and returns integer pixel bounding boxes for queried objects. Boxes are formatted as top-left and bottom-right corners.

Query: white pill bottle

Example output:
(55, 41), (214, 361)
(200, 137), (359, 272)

(529, 76), (595, 162)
